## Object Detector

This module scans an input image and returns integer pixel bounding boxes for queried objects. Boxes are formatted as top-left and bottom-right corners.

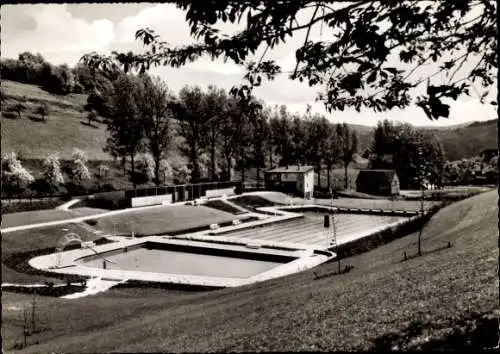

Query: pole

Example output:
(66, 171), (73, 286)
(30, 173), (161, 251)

(417, 135), (424, 257)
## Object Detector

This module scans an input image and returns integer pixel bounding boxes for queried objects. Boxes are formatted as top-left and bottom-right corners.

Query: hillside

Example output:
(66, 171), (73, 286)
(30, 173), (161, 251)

(1, 80), (110, 160)
(1, 80), (496, 163)
(431, 119), (497, 161)
(2, 190), (497, 352)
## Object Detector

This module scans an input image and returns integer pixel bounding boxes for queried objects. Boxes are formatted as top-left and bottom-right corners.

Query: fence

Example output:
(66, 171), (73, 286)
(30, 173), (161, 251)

(124, 181), (243, 204)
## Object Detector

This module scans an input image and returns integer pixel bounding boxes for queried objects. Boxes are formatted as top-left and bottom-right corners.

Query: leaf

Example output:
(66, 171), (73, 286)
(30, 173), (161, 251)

(366, 71), (377, 84)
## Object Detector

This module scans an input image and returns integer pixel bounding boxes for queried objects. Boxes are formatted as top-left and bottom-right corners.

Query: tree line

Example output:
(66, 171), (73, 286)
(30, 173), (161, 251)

(2, 54), (449, 195)
(91, 70), (368, 191)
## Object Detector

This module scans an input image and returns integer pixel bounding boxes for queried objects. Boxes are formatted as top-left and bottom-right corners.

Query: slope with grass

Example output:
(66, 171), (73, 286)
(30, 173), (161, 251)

(2, 190), (497, 352)
(1, 80), (110, 160)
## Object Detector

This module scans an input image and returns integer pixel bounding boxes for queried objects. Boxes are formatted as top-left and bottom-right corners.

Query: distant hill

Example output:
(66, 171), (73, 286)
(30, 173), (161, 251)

(348, 119), (497, 161)
(430, 119), (497, 161)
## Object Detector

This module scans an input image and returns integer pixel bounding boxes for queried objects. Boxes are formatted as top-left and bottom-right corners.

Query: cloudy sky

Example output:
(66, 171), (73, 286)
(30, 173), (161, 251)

(1, 3), (497, 127)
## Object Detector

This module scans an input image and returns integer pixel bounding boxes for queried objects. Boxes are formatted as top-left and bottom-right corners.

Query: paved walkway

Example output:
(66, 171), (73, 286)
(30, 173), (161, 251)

(56, 199), (81, 211)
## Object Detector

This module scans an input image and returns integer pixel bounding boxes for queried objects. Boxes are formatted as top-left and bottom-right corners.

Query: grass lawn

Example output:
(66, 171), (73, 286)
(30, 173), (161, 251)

(90, 205), (248, 237)
(1, 209), (78, 229)
(2, 190), (497, 352)
(203, 199), (247, 214)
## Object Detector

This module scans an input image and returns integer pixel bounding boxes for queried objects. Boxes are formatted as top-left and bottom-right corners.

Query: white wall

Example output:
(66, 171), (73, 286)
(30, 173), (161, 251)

(205, 187), (235, 198)
(304, 170), (314, 196)
(131, 194), (173, 207)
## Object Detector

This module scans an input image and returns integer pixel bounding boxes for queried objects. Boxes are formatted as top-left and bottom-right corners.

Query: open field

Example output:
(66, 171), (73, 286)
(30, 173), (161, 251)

(1, 190), (497, 352)
(2, 209), (79, 229)
(89, 205), (249, 237)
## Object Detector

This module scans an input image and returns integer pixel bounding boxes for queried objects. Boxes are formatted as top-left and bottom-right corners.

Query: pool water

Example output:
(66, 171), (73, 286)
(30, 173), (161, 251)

(79, 248), (287, 279)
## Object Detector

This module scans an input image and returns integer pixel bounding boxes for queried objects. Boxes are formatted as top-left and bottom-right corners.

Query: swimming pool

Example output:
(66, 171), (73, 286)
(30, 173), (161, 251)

(77, 242), (295, 279)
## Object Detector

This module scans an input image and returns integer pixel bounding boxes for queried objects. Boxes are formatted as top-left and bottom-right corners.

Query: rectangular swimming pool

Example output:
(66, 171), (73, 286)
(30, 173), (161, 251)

(77, 242), (296, 279)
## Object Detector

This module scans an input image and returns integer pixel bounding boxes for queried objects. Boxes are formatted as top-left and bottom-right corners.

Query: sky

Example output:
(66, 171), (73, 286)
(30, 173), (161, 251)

(1, 3), (497, 127)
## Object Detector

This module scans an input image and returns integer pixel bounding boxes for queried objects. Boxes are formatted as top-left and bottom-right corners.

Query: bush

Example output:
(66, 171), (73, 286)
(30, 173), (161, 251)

(84, 219), (98, 226)
(1, 200), (63, 213)
(80, 190), (130, 210)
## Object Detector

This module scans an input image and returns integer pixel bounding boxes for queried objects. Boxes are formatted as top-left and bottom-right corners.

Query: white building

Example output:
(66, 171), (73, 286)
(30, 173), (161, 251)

(264, 165), (315, 199)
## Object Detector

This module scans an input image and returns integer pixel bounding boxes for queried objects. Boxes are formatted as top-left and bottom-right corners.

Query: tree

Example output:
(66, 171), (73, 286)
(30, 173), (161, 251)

(250, 104), (271, 188)
(269, 105), (293, 166)
(169, 85), (208, 182)
(370, 120), (445, 189)
(218, 97), (252, 181)
(306, 114), (329, 187)
(42, 152), (64, 194)
(36, 103), (49, 122)
(71, 148), (91, 188)
(174, 165), (192, 184)
(13, 103), (26, 119)
(1, 152), (35, 197)
(290, 114), (308, 166)
(203, 86), (229, 181)
(134, 153), (155, 186)
(158, 158), (174, 185)
(106, 74), (146, 189)
(235, 97), (263, 184)
(322, 123), (340, 192)
(136, 75), (174, 186)
(336, 123), (358, 190)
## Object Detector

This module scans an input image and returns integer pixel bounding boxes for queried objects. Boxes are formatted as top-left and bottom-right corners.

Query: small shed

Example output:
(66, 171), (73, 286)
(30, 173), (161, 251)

(264, 165), (314, 199)
(355, 169), (400, 196)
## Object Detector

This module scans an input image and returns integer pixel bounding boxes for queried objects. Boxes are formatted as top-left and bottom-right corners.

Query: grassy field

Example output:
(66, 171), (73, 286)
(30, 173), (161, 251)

(89, 204), (248, 237)
(1, 190), (497, 352)
(1, 209), (79, 229)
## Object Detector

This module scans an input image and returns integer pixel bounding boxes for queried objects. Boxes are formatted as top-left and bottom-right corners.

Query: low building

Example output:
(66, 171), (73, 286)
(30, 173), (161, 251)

(355, 169), (400, 196)
(264, 165), (314, 198)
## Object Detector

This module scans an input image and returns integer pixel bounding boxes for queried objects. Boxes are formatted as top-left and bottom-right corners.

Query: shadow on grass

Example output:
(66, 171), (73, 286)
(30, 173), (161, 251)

(369, 313), (498, 351)
(80, 121), (99, 129)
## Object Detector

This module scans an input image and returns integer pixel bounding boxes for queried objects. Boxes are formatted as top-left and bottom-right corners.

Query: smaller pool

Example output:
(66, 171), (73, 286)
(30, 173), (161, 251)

(77, 242), (296, 279)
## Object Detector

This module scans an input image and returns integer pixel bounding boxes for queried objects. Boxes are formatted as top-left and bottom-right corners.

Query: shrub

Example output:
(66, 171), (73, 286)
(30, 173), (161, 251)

(1, 152), (35, 197)
(80, 191), (130, 210)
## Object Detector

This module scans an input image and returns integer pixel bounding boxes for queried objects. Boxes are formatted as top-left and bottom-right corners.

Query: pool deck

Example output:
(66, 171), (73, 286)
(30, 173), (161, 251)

(26, 198), (426, 290)
(29, 235), (334, 288)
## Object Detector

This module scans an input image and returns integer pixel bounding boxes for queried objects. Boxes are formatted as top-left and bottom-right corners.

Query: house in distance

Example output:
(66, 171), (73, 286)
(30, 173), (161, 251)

(355, 169), (400, 196)
(264, 165), (314, 199)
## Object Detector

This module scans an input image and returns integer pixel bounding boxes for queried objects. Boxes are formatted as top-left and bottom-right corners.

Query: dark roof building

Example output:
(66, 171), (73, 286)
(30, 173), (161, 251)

(355, 169), (400, 196)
